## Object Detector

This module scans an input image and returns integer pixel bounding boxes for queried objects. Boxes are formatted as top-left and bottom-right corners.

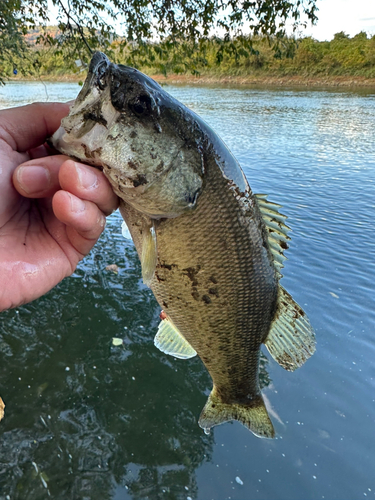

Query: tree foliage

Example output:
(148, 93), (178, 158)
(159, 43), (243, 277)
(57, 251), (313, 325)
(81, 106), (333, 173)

(0, 1), (28, 77)
(0, 0), (318, 81)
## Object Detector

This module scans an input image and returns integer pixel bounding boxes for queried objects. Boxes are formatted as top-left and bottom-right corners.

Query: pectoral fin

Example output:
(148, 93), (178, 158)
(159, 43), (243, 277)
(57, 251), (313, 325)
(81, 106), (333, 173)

(265, 286), (316, 371)
(141, 222), (157, 286)
(154, 312), (197, 359)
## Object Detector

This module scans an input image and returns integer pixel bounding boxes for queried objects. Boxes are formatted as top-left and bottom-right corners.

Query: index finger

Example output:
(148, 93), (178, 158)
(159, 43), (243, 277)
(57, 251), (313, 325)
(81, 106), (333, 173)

(0, 102), (71, 153)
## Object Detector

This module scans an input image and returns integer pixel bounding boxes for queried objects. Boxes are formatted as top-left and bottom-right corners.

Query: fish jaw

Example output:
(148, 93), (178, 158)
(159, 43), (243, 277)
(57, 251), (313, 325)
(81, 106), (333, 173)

(52, 52), (116, 167)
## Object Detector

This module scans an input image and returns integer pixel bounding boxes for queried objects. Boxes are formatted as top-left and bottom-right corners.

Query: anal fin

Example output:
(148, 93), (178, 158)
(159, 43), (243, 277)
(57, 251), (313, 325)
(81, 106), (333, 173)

(154, 312), (197, 360)
(265, 286), (316, 371)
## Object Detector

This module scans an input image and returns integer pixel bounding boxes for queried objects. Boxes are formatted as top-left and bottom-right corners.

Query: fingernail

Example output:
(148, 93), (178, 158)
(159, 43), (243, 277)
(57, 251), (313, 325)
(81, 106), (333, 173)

(17, 166), (50, 194)
(69, 193), (86, 213)
(75, 163), (98, 190)
(99, 214), (106, 229)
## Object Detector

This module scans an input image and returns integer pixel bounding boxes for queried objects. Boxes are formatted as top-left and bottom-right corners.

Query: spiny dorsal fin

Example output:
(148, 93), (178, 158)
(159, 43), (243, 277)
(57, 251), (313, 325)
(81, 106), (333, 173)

(141, 222), (157, 286)
(255, 194), (291, 277)
(154, 311), (197, 359)
(265, 286), (316, 371)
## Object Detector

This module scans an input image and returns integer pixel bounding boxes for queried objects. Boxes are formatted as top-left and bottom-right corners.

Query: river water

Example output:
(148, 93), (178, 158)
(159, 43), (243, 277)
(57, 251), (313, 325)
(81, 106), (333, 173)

(0, 81), (374, 500)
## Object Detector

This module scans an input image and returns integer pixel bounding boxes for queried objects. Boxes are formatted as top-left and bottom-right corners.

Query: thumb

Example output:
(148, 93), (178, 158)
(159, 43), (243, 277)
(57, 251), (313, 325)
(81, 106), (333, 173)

(0, 102), (71, 153)
(13, 155), (70, 198)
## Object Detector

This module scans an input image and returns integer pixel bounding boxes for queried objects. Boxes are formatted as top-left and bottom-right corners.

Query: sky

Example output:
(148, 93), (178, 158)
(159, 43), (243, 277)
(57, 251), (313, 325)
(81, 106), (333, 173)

(304, 0), (375, 40)
(47, 0), (375, 41)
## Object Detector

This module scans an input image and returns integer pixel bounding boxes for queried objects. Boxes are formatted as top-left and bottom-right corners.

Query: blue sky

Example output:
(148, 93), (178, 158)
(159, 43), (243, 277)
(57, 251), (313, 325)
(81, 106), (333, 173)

(305, 0), (375, 40)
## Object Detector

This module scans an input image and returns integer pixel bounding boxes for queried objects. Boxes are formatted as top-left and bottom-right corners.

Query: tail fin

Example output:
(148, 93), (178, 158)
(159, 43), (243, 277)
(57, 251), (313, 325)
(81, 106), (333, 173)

(198, 387), (275, 438)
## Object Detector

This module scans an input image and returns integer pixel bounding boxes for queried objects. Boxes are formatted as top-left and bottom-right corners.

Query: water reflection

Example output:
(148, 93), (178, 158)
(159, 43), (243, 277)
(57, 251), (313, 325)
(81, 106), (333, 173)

(0, 213), (271, 499)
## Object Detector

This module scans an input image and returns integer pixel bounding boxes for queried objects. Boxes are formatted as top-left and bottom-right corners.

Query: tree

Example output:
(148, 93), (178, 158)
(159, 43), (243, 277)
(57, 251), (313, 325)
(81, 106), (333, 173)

(0, 0), (318, 79)
(0, 1), (29, 78)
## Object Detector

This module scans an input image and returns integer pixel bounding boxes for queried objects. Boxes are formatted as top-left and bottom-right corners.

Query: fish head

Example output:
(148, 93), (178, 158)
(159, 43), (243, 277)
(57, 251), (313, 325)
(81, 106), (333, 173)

(52, 52), (204, 218)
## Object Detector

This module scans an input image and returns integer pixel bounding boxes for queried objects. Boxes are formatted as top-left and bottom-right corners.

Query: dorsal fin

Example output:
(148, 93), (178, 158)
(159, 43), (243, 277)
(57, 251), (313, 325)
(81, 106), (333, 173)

(265, 286), (316, 371)
(255, 194), (291, 277)
(154, 312), (197, 359)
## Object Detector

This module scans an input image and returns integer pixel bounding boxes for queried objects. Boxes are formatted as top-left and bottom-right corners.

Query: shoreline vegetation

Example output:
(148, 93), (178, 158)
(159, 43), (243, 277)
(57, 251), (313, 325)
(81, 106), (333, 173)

(11, 73), (375, 88)
(6, 30), (375, 88)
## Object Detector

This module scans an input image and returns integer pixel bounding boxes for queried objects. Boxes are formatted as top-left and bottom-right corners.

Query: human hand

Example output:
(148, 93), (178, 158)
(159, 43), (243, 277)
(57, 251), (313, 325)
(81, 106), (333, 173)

(0, 102), (119, 311)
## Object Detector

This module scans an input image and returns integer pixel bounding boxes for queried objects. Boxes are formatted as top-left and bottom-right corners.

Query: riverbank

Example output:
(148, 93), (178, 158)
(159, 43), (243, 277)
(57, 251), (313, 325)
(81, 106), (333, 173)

(151, 73), (375, 88)
(9, 72), (375, 88)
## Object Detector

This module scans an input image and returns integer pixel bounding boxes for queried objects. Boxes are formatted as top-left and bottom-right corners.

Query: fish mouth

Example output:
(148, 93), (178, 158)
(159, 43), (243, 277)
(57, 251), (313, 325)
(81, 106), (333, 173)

(89, 51), (110, 78)
(63, 51), (111, 113)
(86, 51), (111, 95)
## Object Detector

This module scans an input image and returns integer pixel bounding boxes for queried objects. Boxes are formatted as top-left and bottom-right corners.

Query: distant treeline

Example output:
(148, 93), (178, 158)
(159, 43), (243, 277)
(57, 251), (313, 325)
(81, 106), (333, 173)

(3, 30), (375, 80)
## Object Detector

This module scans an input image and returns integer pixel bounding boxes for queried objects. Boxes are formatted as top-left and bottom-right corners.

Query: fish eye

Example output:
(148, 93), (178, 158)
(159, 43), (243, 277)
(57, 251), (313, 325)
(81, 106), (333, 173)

(129, 94), (152, 117)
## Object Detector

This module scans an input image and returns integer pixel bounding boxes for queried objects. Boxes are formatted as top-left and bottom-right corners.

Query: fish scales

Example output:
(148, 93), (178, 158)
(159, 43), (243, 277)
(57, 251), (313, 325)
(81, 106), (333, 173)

(148, 166), (277, 400)
(52, 51), (316, 438)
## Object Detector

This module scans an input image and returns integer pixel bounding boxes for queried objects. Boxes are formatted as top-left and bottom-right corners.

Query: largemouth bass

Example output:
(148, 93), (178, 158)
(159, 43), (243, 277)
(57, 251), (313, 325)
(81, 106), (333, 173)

(52, 52), (315, 438)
